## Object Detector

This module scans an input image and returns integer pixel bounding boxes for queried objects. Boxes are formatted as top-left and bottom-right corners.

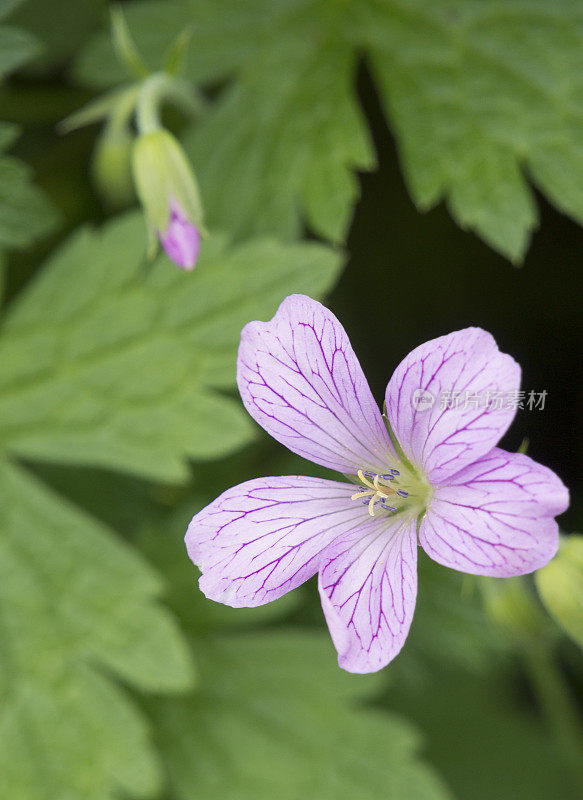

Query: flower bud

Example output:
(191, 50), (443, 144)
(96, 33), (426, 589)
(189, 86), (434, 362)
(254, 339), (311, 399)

(92, 125), (135, 209)
(159, 199), (201, 270)
(536, 534), (583, 649)
(132, 128), (204, 270)
(482, 576), (551, 641)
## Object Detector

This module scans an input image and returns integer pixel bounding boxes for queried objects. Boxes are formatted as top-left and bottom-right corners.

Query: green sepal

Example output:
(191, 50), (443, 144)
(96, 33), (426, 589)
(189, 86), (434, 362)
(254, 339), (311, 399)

(59, 85), (139, 134)
(164, 27), (194, 76)
(110, 5), (149, 79)
(132, 128), (204, 234)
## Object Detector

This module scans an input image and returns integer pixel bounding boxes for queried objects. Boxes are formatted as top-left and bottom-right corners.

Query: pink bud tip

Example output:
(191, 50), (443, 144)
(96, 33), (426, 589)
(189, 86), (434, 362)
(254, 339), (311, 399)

(158, 200), (201, 271)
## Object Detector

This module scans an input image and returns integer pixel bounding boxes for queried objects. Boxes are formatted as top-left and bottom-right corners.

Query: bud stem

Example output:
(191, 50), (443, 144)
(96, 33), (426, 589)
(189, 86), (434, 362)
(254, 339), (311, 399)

(108, 86), (139, 136)
(136, 72), (203, 135)
(136, 73), (168, 133)
(524, 641), (583, 796)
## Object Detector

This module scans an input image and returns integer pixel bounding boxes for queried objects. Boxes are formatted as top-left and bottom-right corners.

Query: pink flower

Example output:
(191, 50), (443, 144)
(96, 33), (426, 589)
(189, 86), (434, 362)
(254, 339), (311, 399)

(186, 295), (568, 673)
(158, 199), (200, 271)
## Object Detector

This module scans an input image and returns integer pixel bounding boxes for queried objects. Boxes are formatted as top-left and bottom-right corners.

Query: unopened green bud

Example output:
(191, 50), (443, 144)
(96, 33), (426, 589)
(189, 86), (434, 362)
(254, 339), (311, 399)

(536, 534), (583, 650)
(92, 125), (135, 209)
(132, 129), (204, 269)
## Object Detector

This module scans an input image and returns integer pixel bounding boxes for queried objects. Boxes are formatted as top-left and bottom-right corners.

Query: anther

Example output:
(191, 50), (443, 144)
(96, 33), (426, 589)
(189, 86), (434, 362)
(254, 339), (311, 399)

(351, 469), (407, 517)
(380, 501), (397, 511)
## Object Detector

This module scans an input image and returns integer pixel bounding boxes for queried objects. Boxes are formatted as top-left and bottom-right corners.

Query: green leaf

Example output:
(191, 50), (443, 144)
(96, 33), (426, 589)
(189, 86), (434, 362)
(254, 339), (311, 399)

(0, 0), (37, 77)
(403, 552), (504, 673)
(151, 631), (452, 800)
(184, 34), (375, 243)
(0, 123), (58, 250)
(0, 211), (343, 482)
(75, 0), (583, 261)
(536, 534), (583, 650)
(0, 460), (194, 800)
(0, 0), (27, 18)
(360, 0), (547, 262)
(6, 0), (107, 73)
(0, 24), (37, 77)
(385, 658), (575, 800)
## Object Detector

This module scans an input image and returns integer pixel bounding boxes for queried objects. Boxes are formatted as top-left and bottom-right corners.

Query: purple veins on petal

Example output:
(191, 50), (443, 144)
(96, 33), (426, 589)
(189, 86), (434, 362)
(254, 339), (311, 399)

(418, 447), (568, 578)
(384, 327), (521, 484)
(186, 475), (369, 608)
(236, 294), (398, 475)
(318, 516), (419, 673)
(186, 294), (569, 675)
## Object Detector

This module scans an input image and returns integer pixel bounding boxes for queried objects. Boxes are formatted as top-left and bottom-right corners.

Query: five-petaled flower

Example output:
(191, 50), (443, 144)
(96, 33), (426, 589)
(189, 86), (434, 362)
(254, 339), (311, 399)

(186, 295), (568, 673)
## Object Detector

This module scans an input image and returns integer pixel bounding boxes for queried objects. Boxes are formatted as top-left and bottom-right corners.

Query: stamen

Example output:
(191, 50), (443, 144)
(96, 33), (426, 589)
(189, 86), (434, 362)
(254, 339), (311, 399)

(352, 469), (407, 517)
(380, 501), (397, 511)
(351, 490), (373, 501)
(357, 470), (376, 491)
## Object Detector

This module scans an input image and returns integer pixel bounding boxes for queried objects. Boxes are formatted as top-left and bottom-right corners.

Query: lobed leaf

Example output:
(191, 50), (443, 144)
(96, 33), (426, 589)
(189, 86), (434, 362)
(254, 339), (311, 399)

(5, 0), (107, 73)
(75, 0), (583, 261)
(0, 212), (344, 482)
(151, 631), (453, 800)
(0, 123), (58, 251)
(0, 460), (194, 800)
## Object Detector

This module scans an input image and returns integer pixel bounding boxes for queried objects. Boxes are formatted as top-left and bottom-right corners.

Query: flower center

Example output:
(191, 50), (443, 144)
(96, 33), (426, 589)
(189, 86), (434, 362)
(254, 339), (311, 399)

(350, 470), (409, 517)
(350, 467), (433, 518)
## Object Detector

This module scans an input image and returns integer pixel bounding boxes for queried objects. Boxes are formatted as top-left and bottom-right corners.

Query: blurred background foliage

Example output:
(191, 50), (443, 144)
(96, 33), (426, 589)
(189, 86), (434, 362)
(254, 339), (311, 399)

(0, 1), (582, 799)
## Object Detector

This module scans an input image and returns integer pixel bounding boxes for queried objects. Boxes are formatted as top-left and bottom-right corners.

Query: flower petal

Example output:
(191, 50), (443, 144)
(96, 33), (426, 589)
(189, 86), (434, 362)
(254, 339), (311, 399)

(186, 475), (369, 607)
(385, 328), (520, 483)
(419, 448), (568, 577)
(237, 295), (394, 474)
(159, 199), (200, 270)
(318, 516), (418, 673)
